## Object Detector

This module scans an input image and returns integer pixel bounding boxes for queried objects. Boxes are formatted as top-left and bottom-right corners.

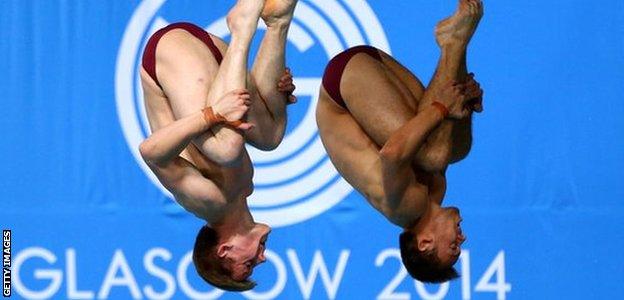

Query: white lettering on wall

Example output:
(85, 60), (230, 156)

(13, 247), (62, 300)
(143, 248), (175, 300)
(287, 249), (350, 299)
(66, 248), (94, 299)
(97, 250), (142, 299)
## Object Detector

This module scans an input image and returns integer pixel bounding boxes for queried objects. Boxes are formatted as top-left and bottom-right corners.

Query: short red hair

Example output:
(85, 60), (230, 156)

(192, 225), (256, 291)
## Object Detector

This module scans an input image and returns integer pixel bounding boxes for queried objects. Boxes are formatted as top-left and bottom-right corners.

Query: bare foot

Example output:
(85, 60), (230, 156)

(227, 0), (266, 36)
(261, 0), (297, 27)
(435, 0), (483, 48)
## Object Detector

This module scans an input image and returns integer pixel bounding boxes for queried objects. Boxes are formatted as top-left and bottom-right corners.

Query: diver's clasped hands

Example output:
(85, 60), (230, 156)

(278, 67), (297, 104)
(464, 73), (483, 113)
(210, 89), (254, 131)
(210, 68), (297, 131)
(435, 73), (484, 119)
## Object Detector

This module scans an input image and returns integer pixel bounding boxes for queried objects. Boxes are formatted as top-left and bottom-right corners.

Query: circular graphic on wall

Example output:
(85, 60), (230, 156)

(115, 0), (391, 227)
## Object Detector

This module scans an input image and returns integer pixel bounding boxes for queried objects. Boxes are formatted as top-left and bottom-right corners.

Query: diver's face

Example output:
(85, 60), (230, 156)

(433, 207), (466, 266)
(225, 224), (271, 281)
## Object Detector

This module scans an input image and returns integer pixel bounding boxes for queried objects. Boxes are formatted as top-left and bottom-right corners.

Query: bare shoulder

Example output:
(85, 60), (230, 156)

(145, 155), (228, 217)
(428, 169), (448, 205)
(382, 183), (429, 227)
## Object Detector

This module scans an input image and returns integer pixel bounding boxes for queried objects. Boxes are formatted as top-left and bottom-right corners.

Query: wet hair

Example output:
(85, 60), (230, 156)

(399, 231), (459, 283)
(192, 225), (256, 291)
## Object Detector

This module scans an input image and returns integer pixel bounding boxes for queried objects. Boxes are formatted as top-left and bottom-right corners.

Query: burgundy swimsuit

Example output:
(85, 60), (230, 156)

(321, 45), (382, 110)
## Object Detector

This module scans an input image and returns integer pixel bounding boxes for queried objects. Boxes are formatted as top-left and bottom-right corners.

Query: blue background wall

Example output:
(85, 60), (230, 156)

(2, 0), (623, 299)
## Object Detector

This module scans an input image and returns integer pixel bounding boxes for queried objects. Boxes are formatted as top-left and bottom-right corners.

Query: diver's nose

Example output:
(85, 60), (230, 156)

(459, 234), (467, 244)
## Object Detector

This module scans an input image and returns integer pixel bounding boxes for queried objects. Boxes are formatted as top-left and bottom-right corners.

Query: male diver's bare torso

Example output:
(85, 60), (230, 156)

(140, 30), (254, 221)
(317, 84), (446, 228)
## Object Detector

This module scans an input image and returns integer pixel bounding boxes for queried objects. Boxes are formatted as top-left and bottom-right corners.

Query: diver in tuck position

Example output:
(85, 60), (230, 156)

(317, 0), (484, 282)
(139, 0), (297, 291)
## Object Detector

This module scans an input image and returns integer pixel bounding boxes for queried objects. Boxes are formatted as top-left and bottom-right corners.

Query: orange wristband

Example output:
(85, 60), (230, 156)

(431, 101), (449, 118)
(202, 107), (226, 125)
(202, 107), (243, 128)
(226, 120), (243, 128)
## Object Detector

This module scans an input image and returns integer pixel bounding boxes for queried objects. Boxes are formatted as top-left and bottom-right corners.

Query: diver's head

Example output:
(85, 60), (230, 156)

(192, 223), (271, 291)
(399, 206), (465, 283)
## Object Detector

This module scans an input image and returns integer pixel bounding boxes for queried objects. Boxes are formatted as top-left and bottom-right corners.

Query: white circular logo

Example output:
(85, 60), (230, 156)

(115, 0), (391, 227)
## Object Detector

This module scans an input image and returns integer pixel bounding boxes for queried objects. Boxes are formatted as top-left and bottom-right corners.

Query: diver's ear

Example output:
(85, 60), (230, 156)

(217, 244), (232, 258)
(417, 234), (434, 252)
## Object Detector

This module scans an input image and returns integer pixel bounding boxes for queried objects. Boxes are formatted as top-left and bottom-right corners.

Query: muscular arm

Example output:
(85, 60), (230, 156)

(247, 23), (290, 150)
(379, 106), (445, 204)
(139, 111), (227, 209)
(139, 111), (211, 166)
